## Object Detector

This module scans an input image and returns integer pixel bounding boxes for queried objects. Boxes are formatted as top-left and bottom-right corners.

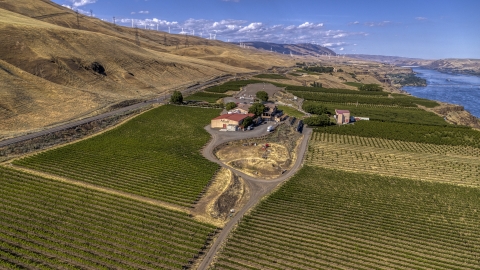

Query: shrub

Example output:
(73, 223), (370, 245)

(303, 103), (328, 115)
(248, 103), (266, 117)
(304, 114), (331, 126)
(359, 84), (383, 92)
(170, 90), (183, 104)
(226, 102), (237, 110)
(256, 91), (269, 102)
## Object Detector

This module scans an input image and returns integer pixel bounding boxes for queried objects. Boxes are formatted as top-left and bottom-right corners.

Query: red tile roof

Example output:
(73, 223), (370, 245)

(213, 113), (255, 122)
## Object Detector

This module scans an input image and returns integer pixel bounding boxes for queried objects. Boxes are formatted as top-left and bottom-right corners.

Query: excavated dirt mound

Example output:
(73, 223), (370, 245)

(215, 124), (303, 179)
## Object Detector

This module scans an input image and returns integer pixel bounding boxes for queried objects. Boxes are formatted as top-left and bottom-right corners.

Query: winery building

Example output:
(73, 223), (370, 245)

(335, 109), (351, 125)
(211, 113), (255, 129)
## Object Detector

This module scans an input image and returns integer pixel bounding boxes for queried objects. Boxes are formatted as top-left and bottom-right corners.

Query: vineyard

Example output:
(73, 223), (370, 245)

(313, 132), (480, 157)
(291, 90), (438, 107)
(307, 137), (480, 186)
(316, 121), (480, 148)
(14, 105), (221, 207)
(0, 166), (216, 269)
(212, 166), (480, 270)
(276, 84), (390, 96)
(185, 92), (228, 103)
(303, 101), (447, 125)
(205, 80), (264, 93)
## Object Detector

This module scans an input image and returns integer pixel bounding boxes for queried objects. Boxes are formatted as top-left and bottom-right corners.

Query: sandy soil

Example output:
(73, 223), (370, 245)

(217, 143), (292, 179)
(192, 168), (249, 227)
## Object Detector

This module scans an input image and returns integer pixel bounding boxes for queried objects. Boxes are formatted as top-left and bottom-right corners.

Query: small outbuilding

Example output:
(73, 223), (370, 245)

(261, 103), (278, 121)
(211, 113), (255, 129)
(228, 103), (251, 114)
(335, 109), (351, 125)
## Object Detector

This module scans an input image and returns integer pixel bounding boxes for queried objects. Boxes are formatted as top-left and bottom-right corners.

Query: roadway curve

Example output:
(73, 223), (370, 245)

(197, 125), (312, 269)
(0, 75), (232, 148)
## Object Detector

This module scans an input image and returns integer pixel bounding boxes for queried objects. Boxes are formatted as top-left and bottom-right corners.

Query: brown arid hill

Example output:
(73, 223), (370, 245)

(423, 59), (480, 76)
(346, 54), (480, 76)
(0, 0), (295, 139)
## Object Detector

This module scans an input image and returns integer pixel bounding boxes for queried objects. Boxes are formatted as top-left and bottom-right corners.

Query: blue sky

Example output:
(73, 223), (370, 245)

(54, 0), (480, 59)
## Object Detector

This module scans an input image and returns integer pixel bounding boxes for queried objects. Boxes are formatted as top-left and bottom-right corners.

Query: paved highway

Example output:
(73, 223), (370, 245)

(0, 74), (232, 148)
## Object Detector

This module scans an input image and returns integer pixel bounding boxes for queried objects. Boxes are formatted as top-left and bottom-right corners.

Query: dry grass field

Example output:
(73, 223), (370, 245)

(0, 0), (296, 139)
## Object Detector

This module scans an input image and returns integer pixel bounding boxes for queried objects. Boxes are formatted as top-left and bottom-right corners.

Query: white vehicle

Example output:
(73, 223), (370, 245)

(267, 125), (276, 132)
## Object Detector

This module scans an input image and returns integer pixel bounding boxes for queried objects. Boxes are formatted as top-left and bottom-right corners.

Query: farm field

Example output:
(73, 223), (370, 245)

(13, 105), (221, 207)
(303, 101), (447, 125)
(276, 105), (305, 118)
(205, 80), (263, 93)
(185, 92), (228, 103)
(272, 84), (389, 96)
(212, 166), (480, 270)
(317, 121), (480, 148)
(307, 134), (480, 186)
(291, 90), (438, 107)
(0, 166), (216, 270)
(253, 74), (288, 80)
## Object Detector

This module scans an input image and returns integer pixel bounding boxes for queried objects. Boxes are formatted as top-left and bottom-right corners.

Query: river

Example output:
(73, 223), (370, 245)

(402, 68), (480, 118)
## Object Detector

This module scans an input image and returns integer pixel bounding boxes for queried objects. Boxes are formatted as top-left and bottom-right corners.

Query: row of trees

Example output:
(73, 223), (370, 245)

(304, 66), (334, 73)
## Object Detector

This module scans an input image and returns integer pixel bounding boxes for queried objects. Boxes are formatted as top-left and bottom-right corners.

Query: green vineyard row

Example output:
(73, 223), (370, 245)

(14, 105), (221, 206)
(303, 100), (447, 126)
(212, 166), (480, 270)
(0, 166), (215, 270)
(315, 121), (480, 148)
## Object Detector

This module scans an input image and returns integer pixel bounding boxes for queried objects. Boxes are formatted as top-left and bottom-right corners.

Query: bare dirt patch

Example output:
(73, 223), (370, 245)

(214, 124), (303, 179)
(192, 168), (249, 227)
(218, 143), (291, 179)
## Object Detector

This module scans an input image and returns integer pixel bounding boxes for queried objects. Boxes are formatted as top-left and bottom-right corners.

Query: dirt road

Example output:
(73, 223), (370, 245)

(197, 125), (312, 269)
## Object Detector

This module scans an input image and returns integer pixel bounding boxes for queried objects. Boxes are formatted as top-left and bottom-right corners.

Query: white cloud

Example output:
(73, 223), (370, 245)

(139, 11), (149, 14)
(62, 5), (91, 15)
(112, 16), (364, 50)
(68, 0), (96, 7)
(365, 21), (392, 27)
(298, 22), (323, 29)
(239, 22), (263, 32)
(415, 17), (427, 21)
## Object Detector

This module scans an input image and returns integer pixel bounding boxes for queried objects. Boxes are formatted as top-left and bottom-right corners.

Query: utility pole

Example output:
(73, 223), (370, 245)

(90, 10), (93, 17)
(76, 10), (80, 29)
(185, 34), (188, 48)
(135, 26), (140, 46)
(113, 17), (116, 26)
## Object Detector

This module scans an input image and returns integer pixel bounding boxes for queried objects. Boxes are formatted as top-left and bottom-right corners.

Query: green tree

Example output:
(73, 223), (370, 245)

(304, 114), (331, 126)
(359, 84), (383, 92)
(310, 81), (322, 88)
(248, 103), (266, 117)
(170, 91), (183, 104)
(242, 116), (254, 128)
(303, 103), (328, 115)
(256, 91), (269, 102)
(226, 102), (237, 110)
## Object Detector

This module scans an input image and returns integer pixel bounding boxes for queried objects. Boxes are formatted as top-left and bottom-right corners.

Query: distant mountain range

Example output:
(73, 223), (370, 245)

(230, 42), (336, 57)
(346, 54), (480, 76)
